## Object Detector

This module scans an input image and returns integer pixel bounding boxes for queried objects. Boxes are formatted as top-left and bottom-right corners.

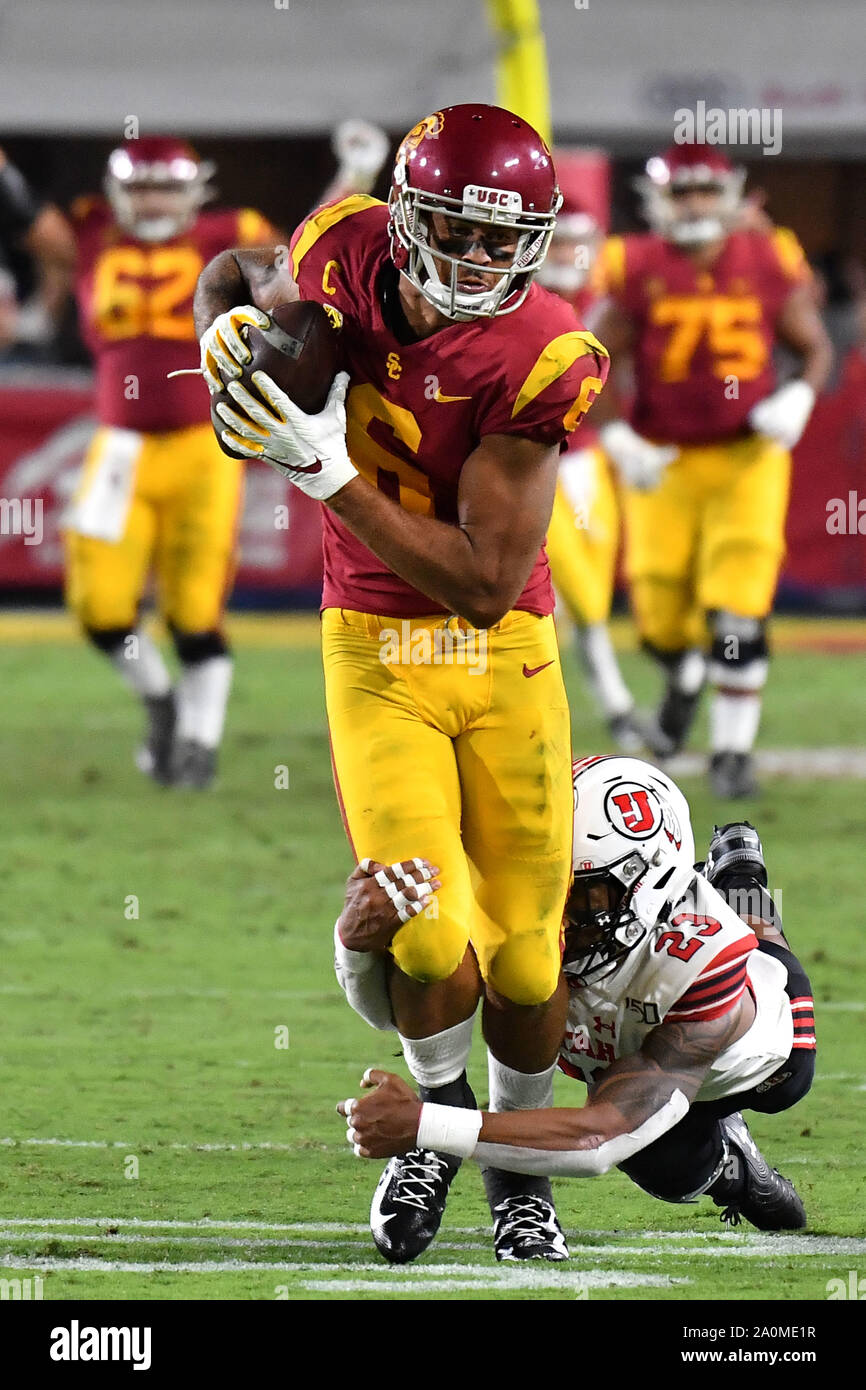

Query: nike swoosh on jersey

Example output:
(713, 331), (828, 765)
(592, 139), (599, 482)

(522, 661), (554, 678)
(434, 389), (472, 403)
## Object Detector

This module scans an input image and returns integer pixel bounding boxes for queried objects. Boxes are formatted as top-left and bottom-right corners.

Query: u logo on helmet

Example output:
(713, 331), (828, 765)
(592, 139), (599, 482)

(604, 782), (663, 839)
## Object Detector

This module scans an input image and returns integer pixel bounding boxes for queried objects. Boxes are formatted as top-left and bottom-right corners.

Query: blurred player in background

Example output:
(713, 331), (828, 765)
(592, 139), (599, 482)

(195, 105), (609, 1263)
(9, 124), (387, 788)
(0, 146), (77, 354)
(592, 144), (832, 798)
(539, 169), (642, 750)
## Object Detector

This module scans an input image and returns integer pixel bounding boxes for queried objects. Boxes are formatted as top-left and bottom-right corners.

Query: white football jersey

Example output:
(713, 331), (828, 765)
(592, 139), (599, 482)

(559, 873), (793, 1102)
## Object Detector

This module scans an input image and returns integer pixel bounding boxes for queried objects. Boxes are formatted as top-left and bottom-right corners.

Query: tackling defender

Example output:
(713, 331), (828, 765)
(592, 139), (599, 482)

(591, 144), (832, 798)
(337, 761), (814, 1234)
(194, 105), (609, 1262)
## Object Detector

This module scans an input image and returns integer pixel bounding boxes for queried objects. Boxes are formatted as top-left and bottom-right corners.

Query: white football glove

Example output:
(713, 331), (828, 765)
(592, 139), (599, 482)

(332, 119), (390, 190)
(747, 380), (816, 450)
(599, 420), (679, 491)
(199, 304), (270, 396)
(215, 369), (358, 502)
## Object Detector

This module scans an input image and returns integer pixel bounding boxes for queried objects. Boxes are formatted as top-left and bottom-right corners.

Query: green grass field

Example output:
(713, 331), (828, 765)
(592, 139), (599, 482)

(1, 615), (864, 1302)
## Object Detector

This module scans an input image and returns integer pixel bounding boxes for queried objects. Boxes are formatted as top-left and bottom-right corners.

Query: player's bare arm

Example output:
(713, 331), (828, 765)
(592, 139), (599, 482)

(338, 997), (751, 1161)
(327, 432), (562, 628)
(192, 245), (299, 340)
(775, 283), (833, 393)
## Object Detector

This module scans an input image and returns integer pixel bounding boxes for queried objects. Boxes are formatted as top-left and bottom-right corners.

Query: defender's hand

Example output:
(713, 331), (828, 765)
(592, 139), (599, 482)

(747, 380), (816, 450)
(600, 420), (678, 491)
(338, 857), (441, 954)
(215, 370), (358, 501)
(338, 1069), (423, 1159)
(199, 304), (270, 395)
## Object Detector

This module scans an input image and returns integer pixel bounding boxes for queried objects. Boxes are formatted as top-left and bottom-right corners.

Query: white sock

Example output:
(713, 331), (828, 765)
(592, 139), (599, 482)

(674, 648), (707, 695)
(710, 690), (762, 753)
(577, 622), (633, 719)
(110, 630), (171, 699)
(487, 1052), (557, 1113)
(176, 655), (233, 749)
(398, 1015), (476, 1090)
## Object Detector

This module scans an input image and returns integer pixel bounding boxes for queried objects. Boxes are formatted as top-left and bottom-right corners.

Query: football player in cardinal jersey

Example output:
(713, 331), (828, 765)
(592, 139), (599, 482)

(538, 179), (643, 751)
(195, 105), (609, 1263)
(16, 126), (387, 788)
(337, 757), (815, 1234)
(590, 144), (832, 798)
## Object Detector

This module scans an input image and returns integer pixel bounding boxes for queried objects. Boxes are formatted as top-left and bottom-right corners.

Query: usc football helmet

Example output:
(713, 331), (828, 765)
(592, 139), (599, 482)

(636, 143), (745, 247)
(564, 755), (696, 986)
(388, 103), (562, 321)
(105, 137), (215, 242)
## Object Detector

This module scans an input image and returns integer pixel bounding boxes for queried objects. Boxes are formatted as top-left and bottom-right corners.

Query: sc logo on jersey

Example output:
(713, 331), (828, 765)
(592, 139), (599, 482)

(604, 782), (664, 840)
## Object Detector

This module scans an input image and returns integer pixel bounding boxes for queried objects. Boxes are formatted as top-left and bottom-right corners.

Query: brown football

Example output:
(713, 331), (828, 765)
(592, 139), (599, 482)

(211, 300), (343, 460)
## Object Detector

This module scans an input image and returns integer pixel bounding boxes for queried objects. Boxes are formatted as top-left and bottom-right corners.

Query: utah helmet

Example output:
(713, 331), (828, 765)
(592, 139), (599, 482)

(105, 136), (215, 242)
(388, 104), (562, 321)
(636, 143), (745, 247)
(565, 755), (696, 986)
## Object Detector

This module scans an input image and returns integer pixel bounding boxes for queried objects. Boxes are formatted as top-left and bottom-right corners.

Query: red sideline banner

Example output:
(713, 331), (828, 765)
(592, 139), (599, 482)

(784, 347), (866, 594)
(1, 364), (864, 599)
(0, 371), (324, 594)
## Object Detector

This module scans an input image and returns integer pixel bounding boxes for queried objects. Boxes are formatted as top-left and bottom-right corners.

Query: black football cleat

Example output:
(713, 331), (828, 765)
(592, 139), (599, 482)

(608, 709), (652, 755)
(483, 1166), (569, 1262)
(709, 751), (760, 799)
(713, 1113), (806, 1231)
(705, 821), (768, 888)
(644, 686), (703, 758)
(135, 691), (176, 785)
(491, 1193), (570, 1262)
(171, 738), (217, 790)
(370, 1148), (460, 1264)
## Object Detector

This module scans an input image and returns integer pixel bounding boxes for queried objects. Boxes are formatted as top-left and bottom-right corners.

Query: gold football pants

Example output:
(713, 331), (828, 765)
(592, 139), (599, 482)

(322, 607), (573, 1005)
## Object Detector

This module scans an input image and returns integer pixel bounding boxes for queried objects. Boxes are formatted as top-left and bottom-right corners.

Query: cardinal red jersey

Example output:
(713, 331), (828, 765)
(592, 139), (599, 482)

(597, 227), (809, 446)
(289, 195), (609, 618)
(72, 198), (272, 432)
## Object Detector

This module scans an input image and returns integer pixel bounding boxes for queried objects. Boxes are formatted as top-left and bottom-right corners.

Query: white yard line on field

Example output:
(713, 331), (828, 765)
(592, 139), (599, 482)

(0, 1255), (686, 1288)
(299, 1271), (685, 1293)
(0, 1137), (297, 1152)
(665, 749), (866, 778)
(3, 1229), (865, 1259)
(4, 1219), (866, 1251)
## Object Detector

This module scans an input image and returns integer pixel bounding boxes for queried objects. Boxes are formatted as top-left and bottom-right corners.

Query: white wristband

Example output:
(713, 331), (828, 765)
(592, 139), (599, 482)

(416, 1103), (482, 1159)
(333, 919), (379, 973)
